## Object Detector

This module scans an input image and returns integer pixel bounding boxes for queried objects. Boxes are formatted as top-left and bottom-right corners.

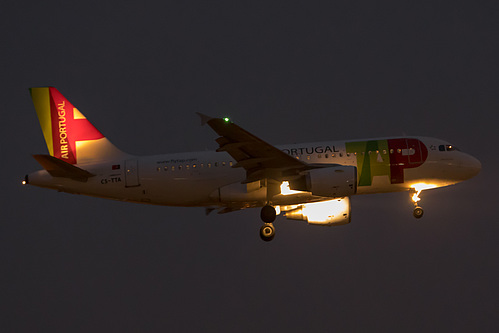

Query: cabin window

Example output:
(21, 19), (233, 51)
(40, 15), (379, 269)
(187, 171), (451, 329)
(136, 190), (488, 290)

(171, 166), (175, 171)
(339, 153), (343, 157)
(186, 165), (190, 170)
(390, 149), (394, 154)
(332, 153), (335, 157)
(222, 162), (226, 166)
(157, 167), (161, 172)
(229, 161), (233, 166)
(192, 164), (196, 168)
(318, 154), (322, 158)
(164, 166), (168, 171)
(208, 163), (211, 168)
(214, 162), (218, 167)
(307, 155), (310, 160)
(397, 149), (402, 153)
(383, 150), (387, 154)
(200, 163), (204, 168)
(325, 154), (328, 158)
(178, 165), (182, 170)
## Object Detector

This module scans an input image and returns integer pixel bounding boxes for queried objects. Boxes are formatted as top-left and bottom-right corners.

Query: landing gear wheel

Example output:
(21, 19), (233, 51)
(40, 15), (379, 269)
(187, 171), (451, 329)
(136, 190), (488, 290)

(413, 206), (424, 219)
(260, 223), (275, 242)
(261, 205), (276, 223)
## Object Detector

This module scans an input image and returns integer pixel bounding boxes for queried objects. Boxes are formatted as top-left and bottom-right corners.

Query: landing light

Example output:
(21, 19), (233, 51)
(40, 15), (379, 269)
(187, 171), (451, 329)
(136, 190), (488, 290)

(411, 183), (438, 192)
(305, 200), (348, 223)
(280, 181), (303, 195)
(410, 183), (437, 203)
(22, 180), (26, 185)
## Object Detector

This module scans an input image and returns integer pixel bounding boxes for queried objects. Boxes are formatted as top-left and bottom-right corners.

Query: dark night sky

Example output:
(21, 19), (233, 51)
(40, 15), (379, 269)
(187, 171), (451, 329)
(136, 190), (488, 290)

(1, 1), (498, 332)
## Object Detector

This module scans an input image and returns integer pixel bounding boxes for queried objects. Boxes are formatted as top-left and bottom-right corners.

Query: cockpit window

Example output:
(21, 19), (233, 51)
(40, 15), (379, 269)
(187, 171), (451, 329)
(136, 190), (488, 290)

(439, 144), (460, 152)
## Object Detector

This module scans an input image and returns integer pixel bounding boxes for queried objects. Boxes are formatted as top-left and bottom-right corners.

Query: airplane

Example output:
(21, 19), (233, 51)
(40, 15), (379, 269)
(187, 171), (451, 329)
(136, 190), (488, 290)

(23, 87), (481, 241)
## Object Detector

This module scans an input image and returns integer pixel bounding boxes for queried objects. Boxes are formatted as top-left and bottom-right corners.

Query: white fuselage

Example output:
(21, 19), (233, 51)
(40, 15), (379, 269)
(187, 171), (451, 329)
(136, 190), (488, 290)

(27, 136), (481, 208)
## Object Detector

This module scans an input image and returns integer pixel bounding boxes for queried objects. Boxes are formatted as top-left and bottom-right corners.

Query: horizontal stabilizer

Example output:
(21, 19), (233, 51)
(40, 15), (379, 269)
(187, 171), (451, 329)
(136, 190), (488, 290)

(33, 154), (95, 182)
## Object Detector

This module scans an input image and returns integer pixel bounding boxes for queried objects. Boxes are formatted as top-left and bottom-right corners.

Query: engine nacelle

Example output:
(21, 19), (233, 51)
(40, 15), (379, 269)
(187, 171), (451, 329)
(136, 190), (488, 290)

(283, 197), (351, 226)
(291, 165), (357, 197)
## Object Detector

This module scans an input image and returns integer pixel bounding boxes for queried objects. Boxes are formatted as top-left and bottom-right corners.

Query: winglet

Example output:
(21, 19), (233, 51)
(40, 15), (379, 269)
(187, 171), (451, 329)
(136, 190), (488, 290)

(196, 112), (213, 126)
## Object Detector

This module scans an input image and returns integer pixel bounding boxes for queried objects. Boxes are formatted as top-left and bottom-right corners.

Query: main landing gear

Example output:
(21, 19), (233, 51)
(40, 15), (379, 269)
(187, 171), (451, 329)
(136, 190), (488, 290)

(260, 205), (276, 241)
(411, 188), (424, 219)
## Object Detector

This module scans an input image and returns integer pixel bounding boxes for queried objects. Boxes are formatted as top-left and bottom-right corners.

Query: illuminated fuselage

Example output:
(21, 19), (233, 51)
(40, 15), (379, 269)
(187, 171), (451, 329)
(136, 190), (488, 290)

(27, 136), (481, 210)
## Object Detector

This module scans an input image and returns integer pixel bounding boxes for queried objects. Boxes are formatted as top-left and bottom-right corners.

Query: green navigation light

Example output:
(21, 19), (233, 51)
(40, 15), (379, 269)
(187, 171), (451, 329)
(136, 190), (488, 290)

(223, 117), (230, 122)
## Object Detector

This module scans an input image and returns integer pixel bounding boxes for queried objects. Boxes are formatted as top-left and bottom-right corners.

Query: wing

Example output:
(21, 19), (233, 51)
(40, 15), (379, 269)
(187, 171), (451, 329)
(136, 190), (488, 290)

(197, 113), (309, 183)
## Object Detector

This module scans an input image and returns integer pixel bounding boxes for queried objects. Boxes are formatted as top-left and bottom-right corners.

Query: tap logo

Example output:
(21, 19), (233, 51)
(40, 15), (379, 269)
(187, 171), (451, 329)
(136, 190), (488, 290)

(346, 138), (428, 186)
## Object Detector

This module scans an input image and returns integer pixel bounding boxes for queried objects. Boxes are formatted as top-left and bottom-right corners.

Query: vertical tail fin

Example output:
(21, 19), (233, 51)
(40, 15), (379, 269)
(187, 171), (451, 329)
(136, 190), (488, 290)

(30, 87), (127, 165)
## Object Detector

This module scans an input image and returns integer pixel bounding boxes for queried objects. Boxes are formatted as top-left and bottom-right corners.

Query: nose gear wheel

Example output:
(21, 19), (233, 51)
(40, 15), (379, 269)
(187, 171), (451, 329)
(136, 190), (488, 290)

(410, 189), (425, 219)
(413, 206), (424, 219)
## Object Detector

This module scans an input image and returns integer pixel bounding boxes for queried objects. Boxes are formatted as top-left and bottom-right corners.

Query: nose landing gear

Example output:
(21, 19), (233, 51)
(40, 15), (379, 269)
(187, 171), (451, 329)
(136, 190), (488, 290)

(260, 205), (277, 241)
(413, 206), (424, 218)
(411, 188), (424, 219)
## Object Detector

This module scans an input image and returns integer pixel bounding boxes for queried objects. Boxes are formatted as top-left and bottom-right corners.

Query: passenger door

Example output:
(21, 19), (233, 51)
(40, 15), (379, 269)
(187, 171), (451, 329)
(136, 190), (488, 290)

(125, 159), (140, 187)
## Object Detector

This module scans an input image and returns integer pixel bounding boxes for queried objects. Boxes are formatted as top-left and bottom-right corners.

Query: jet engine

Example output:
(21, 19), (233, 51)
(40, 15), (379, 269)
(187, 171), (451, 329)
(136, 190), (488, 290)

(289, 165), (357, 197)
(282, 197), (351, 226)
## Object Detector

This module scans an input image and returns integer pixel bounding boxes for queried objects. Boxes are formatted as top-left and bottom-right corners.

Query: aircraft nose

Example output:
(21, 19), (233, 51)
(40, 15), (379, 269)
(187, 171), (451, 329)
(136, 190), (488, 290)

(465, 155), (481, 179)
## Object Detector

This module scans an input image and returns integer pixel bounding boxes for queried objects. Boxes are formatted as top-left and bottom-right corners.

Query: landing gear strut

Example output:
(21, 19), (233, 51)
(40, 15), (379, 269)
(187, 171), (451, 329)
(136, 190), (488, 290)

(260, 205), (277, 241)
(411, 188), (424, 219)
